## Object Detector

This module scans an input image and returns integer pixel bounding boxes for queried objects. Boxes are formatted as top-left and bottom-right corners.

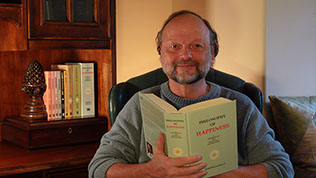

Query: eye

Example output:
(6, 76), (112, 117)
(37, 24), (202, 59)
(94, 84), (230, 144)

(167, 43), (181, 52)
(171, 44), (179, 49)
(193, 44), (203, 48)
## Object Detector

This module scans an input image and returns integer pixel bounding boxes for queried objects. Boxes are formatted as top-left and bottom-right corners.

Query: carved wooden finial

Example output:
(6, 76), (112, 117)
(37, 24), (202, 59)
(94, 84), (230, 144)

(20, 60), (47, 121)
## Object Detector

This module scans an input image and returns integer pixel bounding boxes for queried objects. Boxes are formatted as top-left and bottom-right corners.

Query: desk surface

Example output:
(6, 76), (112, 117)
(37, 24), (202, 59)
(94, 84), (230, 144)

(0, 140), (99, 176)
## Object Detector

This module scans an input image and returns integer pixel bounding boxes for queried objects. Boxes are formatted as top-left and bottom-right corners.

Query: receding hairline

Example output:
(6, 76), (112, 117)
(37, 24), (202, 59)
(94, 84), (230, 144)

(161, 14), (211, 37)
(155, 10), (219, 57)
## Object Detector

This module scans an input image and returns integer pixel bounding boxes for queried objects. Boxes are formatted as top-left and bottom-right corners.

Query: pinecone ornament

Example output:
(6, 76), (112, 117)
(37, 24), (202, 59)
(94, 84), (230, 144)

(21, 60), (47, 121)
(22, 60), (46, 97)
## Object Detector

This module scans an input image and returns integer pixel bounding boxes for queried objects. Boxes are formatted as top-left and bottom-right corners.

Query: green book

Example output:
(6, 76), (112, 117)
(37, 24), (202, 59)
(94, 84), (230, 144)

(69, 64), (81, 118)
(139, 93), (238, 177)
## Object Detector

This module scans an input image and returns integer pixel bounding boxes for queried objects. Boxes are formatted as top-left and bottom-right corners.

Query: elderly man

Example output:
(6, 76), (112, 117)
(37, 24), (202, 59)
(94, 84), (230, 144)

(89, 10), (294, 178)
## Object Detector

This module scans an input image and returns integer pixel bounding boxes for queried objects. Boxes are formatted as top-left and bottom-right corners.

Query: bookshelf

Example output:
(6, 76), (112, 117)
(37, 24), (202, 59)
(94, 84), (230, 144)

(0, 0), (115, 176)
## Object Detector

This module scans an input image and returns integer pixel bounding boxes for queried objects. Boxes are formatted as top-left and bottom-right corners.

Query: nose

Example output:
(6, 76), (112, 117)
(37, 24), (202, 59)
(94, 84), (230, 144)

(179, 47), (192, 60)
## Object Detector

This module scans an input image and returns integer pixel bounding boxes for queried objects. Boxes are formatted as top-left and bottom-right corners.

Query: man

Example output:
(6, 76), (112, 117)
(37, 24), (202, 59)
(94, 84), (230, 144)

(89, 10), (294, 178)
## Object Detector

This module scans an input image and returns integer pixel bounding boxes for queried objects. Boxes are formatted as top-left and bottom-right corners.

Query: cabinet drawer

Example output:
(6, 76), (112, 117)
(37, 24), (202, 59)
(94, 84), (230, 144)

(2, 116), (107, 149)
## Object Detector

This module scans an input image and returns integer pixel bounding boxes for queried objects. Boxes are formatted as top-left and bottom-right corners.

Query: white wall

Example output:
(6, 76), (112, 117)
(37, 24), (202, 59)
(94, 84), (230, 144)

(266, 0), (316, 97)
(116, 0), (265, 93)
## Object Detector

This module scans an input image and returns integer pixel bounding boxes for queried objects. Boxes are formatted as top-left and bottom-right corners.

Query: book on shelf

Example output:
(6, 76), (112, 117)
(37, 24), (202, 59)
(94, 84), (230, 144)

(43, 71), (62, 121)
(51, 72), (55, 119)
(139, 93), (238, 177)
(56, 71), (63, 119)
(65, 64), (81, 118)
(42, 63), (95, 121)
(53, 71), (58, 119)
(67, 62), (95, 118)
(43, 71), (51, 120)
(60, 71), (65, 119)
(51, 65), (73, 119)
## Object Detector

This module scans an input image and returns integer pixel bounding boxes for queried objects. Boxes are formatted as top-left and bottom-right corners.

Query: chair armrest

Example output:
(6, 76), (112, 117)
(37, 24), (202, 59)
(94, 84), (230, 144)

(244, 82), (263, 112)
(108, 82), (130, 126)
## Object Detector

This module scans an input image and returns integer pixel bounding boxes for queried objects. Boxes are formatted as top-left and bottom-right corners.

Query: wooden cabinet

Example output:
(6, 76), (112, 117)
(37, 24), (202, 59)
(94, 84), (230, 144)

(0, 141), (99, 177)
(0, 2), (115, 177)
(0, 0), (115, 144)
(0, 0), (115, 50)
(0, 0), (116, 121)
(28, 0), (114, 49)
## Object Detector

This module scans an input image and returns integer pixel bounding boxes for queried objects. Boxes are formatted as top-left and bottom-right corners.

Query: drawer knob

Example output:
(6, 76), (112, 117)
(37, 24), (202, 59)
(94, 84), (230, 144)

(68, 127), (72, 134)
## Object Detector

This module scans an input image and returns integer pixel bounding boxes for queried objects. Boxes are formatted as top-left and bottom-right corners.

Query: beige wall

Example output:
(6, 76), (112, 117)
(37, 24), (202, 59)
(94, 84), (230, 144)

(116, 0), (265, 92)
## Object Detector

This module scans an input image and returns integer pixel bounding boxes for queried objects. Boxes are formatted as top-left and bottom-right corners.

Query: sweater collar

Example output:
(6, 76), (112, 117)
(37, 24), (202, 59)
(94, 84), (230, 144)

(160, 81), (221, 110)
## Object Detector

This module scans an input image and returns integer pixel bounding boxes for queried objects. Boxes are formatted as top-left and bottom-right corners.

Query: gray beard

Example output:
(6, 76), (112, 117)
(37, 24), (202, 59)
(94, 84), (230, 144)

(162, 60), (211, 85)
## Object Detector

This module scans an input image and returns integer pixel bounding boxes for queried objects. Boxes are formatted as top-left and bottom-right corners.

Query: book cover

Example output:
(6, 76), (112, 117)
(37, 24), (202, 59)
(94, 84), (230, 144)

(51, 65), (70, 119)
(53, 71), (60, 120)
(66, 64), (81, 118)
(67, 65), (74, 119)
(60, 71), (65, 119)
(43, 71), (51, 121)
(56, 71), (62, 119)
(67, 63), (95, 118)
(139, 93), (238, 177)
(50, 71), (56, 120)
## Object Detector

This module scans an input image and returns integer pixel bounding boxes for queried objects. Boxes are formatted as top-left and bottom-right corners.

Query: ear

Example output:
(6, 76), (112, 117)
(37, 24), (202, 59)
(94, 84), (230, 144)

(157, 46), (161, 55)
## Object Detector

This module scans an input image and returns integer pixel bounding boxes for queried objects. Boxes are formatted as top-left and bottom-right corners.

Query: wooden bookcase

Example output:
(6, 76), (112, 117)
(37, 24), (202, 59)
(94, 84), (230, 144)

(0, 0), (116, 176)
(0, 0), (116, 131)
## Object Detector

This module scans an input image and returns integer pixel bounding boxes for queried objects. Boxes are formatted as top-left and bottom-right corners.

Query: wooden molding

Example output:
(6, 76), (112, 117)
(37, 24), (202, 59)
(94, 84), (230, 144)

(0, 3), (23, 27)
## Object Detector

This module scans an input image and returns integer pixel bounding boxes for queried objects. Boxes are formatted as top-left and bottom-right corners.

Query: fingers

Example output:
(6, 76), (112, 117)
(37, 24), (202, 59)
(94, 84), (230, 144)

(152, 133), (207, 177)
(155, 133), (164, 151)
(154, 133), (165, 153)
(155, 132), (204, 166)
(168, 154), (203, 168)
(177, 162), (207, 176)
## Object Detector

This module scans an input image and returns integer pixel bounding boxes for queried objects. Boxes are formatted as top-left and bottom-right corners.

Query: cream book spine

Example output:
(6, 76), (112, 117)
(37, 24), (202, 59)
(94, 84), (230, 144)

(82, 63), (95, 117)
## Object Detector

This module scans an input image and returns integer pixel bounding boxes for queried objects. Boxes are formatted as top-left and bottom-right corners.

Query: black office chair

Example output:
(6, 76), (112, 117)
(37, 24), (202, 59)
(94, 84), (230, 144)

(108, 68), (263, 126)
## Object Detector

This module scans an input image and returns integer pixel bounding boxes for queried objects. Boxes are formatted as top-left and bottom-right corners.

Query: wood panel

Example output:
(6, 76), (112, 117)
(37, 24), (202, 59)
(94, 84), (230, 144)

(0, 141), (98, 176)
(0, 1), (27, 51)
(0, 49), (114, 138)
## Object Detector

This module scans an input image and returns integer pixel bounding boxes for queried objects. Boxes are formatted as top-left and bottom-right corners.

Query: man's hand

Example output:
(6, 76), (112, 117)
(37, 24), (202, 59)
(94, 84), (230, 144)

(144, 133), (207, 178)
(106, 133), (207, 178)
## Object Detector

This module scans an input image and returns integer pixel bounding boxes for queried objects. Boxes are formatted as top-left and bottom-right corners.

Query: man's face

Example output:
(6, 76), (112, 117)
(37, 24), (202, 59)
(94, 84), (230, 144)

(160, 14), (212, 85)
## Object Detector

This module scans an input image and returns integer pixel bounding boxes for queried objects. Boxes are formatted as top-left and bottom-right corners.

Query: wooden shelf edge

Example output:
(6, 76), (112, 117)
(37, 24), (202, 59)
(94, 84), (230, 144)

(0, 156), (90, 176)
(28, 39), (111, 50)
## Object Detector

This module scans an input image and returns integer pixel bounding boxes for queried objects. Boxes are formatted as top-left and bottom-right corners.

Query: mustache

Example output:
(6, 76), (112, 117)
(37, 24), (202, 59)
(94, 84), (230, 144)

(174, 60), (198, 65)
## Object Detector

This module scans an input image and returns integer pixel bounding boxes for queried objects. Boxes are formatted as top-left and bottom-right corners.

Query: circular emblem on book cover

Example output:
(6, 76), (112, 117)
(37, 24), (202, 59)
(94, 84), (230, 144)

(173, 147), (183, 156)
(210, 150), (219, 160)
(86, 88), (91, 94)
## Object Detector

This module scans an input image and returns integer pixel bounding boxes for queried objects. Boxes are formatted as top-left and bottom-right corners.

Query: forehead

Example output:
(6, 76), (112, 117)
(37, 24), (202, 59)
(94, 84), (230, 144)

(162, 14), (210, 42)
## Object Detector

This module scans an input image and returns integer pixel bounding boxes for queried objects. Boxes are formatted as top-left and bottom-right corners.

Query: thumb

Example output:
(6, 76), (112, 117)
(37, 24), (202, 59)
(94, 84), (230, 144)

(154, 133), (165, 154)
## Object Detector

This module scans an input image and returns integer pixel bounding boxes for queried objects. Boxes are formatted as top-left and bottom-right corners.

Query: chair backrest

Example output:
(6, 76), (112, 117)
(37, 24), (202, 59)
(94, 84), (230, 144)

(108, 68), (263, 126)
